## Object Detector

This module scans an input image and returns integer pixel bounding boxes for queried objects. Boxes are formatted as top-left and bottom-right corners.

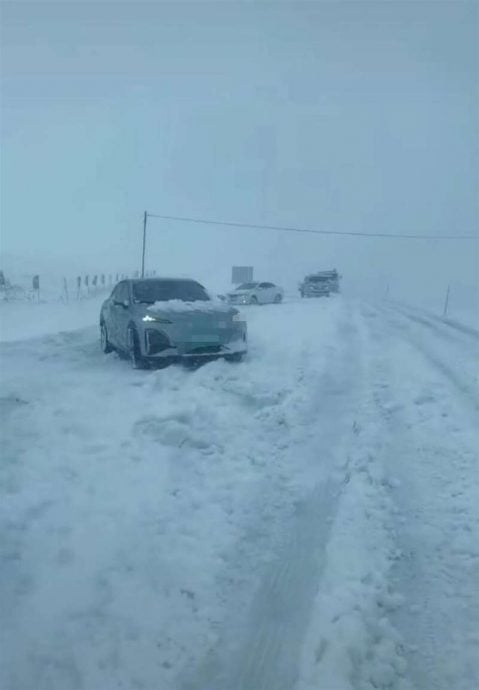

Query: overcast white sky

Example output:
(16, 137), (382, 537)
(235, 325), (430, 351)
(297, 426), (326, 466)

(1, 1), (478, 302)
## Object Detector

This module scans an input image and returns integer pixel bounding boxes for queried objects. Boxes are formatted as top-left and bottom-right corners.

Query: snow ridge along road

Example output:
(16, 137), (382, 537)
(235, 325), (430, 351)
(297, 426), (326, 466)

(358, 303), (479, 690)
(1, 297), (478, 690)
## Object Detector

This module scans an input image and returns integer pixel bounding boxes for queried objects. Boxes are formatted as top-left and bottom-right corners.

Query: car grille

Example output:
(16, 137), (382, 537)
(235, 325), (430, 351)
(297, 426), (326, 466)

(188, 345), (222, 355)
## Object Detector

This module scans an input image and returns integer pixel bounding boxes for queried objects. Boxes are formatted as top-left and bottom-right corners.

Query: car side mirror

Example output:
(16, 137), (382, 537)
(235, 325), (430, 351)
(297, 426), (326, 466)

(114, 299), (129, 308)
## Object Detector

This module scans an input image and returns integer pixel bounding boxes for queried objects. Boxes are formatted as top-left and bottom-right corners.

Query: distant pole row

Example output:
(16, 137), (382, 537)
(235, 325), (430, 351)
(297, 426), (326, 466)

(0, 270), (157, 303)
(72, 269), (156, 300)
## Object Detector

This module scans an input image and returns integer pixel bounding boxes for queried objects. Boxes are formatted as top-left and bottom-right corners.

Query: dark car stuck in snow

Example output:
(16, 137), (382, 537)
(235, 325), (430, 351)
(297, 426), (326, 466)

(299, 270), (340, 298)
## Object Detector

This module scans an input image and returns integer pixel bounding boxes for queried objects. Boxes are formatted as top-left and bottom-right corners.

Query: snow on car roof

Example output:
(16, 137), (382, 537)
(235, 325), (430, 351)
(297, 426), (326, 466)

(131, 277), (199, 283)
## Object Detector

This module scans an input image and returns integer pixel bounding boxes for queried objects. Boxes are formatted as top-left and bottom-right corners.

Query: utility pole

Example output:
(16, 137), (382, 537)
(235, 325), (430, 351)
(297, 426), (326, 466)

(141, 211), (148, 278)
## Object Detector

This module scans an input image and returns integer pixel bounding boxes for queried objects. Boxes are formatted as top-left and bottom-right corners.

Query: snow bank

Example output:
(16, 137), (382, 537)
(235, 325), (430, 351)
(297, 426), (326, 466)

(0, 252), (122, 302)
(297, 402), (410, 690)
(0, 298), (344, 690)
(0, 295), (106, 342)
(2, 295), (477, 690)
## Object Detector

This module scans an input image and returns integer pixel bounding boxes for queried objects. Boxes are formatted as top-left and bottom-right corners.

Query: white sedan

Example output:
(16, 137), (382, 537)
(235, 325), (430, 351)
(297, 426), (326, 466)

(227, 281), (284, 305)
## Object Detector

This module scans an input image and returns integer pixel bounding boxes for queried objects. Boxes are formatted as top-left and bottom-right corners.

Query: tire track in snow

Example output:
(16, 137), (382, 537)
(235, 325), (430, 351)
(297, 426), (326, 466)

(393, 305), (478, 348)
(441, 317), (479, 340)
(220, 479), (339, 690)
(297, 304), (413, 690)
(376, 304), (479, 413)
(386, 301), (479, 342)
(182, 306), (363, 690)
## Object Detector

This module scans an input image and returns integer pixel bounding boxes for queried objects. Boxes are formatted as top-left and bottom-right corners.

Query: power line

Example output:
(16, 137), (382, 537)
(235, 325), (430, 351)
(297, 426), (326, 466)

(146, 213), (478, 241)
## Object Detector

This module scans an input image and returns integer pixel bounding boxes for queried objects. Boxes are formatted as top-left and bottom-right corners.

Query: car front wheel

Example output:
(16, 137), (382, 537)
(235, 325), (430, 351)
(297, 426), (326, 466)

(250, 295), (258, 305)
(274, 293), (283, 303)
(100, 322), (113, 353)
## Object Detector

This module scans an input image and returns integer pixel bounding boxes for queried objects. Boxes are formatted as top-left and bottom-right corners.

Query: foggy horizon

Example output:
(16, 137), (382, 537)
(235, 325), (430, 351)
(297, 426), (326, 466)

(1, 1), (478, 302)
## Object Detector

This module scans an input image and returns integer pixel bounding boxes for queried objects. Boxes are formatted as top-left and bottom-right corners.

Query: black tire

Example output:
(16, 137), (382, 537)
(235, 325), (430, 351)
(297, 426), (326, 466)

(100, 321), (113, 353)
(274, 293), (283, 303)
(250, 295), (258, 305)
(127, 326), (148, 369)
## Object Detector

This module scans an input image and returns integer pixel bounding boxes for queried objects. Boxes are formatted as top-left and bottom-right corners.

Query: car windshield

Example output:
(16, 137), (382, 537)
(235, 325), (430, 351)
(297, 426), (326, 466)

(237, 282), (258, 290)
(132, 279), (210, 304)
(307, 276), (328, 283)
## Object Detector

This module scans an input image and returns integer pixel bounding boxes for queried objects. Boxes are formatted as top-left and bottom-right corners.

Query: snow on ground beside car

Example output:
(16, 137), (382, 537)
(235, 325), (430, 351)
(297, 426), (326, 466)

(1, 296), (478, 690)
(0, 295), (107, 342)
(1, 298), (353, 690)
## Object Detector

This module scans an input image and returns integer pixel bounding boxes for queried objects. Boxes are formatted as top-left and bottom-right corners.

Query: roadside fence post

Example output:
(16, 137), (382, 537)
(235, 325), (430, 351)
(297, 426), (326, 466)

(443, 284), (451, 317)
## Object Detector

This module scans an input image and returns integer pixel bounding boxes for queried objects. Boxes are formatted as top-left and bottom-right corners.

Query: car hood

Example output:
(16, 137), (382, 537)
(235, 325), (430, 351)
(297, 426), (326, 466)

(144, 299), (237, 318)
(228, 289), (252, 296)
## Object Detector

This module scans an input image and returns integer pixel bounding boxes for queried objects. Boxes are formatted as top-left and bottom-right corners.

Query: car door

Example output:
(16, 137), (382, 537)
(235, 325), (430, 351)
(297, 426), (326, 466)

(266, 282), (278, 302)
(104, 284), (120, 345)
(270, 282), (282, 300)
(259, 282), (274, 303)
(110, 281), (131, 350)
(257, 282), (270, 303)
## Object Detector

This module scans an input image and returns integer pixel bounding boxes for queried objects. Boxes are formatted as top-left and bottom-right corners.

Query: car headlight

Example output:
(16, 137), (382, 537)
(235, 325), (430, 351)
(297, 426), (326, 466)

(142, 314), (172, 324)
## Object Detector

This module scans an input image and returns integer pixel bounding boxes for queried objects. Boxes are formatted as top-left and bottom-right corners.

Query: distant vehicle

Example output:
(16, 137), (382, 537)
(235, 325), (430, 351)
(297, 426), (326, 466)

(100, 278), (247, 368)
(324, 269), (340, 293)
(299, 270), (340, 298)
(227, 282), (284, 305)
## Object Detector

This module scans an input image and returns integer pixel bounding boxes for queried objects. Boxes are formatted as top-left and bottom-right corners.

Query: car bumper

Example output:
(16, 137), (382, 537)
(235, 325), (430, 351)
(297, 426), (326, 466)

(142, 324), (247, 358)
(302, 289), (329, 297)
(227, 296), (251, 305)
(151, 339), (246, 356)
(144, 343), (247, 367)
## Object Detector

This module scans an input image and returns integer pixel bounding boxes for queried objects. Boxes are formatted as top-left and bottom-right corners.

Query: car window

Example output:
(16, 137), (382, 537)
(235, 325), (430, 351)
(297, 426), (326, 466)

(132, 279), (210, 304)
(237, 282), (258, 290)
(111, 283), (122, 301)
(258, 282), (269, 288)
(110, 284), (120, 300)
(112, 282), (129, 302)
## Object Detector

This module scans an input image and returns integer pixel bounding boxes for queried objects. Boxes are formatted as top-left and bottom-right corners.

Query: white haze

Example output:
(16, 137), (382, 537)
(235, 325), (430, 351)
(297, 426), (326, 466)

(1, 0), (478, 311)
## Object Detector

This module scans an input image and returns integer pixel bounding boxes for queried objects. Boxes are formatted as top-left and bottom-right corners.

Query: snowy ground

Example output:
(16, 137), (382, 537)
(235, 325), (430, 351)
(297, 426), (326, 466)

(1, 296), (478, 690)
(0, 295), (107, 343)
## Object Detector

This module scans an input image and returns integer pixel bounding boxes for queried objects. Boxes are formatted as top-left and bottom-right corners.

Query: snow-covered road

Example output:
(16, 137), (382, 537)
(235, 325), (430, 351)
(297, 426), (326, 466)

(1, 298), (478, 690)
